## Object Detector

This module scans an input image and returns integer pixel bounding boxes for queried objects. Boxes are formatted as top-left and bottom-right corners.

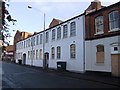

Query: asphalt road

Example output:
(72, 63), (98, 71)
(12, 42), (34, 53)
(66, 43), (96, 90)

(1, 61), (119, 88)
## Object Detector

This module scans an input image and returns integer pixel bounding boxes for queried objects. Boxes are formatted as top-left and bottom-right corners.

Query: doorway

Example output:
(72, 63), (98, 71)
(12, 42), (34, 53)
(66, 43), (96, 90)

(44, 52), (49, 68)
(23, 53), (26, 64)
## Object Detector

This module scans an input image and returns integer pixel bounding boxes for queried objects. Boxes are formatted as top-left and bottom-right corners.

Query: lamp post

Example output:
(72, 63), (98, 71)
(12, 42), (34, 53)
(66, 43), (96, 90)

(28, 5), (46, 69)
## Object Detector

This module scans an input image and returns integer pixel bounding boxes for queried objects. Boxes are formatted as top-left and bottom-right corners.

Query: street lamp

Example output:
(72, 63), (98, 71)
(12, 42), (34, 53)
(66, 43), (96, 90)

(28, 5), (46, 69)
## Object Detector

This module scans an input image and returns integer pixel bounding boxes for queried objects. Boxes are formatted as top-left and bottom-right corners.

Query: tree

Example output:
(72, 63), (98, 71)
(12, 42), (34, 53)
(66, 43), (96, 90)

(1, 0), (16, 45)
(0, 0), (16, 60)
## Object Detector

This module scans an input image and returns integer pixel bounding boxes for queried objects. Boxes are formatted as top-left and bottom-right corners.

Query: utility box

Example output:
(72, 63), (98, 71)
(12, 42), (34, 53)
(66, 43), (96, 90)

(57, 61), (66, 71)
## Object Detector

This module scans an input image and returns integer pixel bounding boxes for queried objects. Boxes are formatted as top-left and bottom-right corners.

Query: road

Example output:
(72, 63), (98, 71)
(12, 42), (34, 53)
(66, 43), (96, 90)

(1, 61), (119, 88)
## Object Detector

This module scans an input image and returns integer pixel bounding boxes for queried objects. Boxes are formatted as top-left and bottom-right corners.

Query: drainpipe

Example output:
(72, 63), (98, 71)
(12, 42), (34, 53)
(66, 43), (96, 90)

(83, 15), (86, 73)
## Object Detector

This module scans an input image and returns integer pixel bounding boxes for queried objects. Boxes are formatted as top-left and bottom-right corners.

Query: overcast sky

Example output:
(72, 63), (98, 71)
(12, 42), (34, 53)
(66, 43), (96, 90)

(7, 0), (119, 45)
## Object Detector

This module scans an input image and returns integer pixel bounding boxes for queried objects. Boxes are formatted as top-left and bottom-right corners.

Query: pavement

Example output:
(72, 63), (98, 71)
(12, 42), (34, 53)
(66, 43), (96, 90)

(4, 61), (120, 87)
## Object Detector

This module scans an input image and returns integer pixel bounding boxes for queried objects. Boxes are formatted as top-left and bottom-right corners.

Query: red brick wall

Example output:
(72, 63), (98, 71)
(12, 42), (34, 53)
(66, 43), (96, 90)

(85, 2), (120, 40)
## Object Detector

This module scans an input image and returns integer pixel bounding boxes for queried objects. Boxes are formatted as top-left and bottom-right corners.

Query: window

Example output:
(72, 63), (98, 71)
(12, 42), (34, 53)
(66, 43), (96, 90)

(70, 22), (76, 37)
(109, 11), (120, 31)
(40, 34), (43, 44)
(57, 27), (61, 40)
(22, 42), (23, 49)
(33, 50), (35, 59)
(24, 41), (25, 48)
(26, 40), (28, 48)
(45, 32), (49, 43)
(28, 39), (30, 47)
(33, 37), (35, 46)
(57, 46), (61, 59)
(70, 44), (76, 59)
(36, 50), (38, 60)
(31, 37), (35, 46)
(63, 24), (68, 38)
(114, 47), (118, 51)
(96, 45), (104, 64)
(28, 51), (30, 60)
(31, 38), (32, 46)
(36, 35), (39, 45)
(51, 47), (55, 59)
(39, 49), (42, 60)
(52, 29), (55, 41)
(95, 16), (104, 34)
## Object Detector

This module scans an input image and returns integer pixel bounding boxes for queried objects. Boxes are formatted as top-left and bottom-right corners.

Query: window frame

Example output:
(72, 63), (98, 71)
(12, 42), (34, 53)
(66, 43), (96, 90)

(52, 29), (56, 41)
(70, 21), (76, 37)
(70, 44), (76, 59)
(96, 45), (104, 64)
(39, 49), (42, 60)
(36, 49), (38, 60)
(109, 10), (120, 32)
(95, 16), (104, 35)
(40, 34), (43, 44)
(57, 46), (61, 59)
(57, 27), (61, 40)
(51, 47), (55, 59)
(63, 24), (68, 39)
(45, 32), (49, 43)
(36, 35), (39, 45)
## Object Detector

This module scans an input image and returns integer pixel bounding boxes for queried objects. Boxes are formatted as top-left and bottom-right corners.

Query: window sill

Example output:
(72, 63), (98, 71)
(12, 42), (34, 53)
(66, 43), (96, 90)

(95, 63), (104, 66)
(70, 35), (76, 37)
(70, 58), (76, 60)
(108, 28), (120, 32)
(94, 32), (104, 35)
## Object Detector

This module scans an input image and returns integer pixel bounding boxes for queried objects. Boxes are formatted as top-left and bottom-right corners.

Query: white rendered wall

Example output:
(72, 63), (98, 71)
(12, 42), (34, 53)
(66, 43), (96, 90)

(85, 36), (120, 72)
(16, 15), (85, 73)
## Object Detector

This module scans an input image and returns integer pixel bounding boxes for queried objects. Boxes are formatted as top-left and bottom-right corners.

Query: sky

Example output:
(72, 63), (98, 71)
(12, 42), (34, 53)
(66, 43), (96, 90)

(7, 0), (120, 45)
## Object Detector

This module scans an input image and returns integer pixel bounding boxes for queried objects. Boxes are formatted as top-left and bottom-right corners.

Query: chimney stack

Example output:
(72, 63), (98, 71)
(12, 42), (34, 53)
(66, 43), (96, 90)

(91, 0), (102, 10)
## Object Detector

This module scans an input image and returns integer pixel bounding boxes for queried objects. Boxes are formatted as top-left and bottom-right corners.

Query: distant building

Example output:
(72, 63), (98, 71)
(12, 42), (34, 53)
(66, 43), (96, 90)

(85, 0), (120, 76)
(4, 45), (14, 61)
(13, 30), (32, 61)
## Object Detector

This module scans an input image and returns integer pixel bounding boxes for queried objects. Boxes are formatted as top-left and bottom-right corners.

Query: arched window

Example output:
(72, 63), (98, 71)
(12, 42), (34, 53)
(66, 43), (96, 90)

(36, 50), (38, 60)
(57, 27), (61, 40)
(96, 45), (104, 63)
(70, 44), (76, 59)
(96, 45), (104, 52)
(57, 46), (61, 59)
(70, 21), (76, 37)
(95, 16), (104, 34)
(39, 49), (42, 60)
(51, 47), (55, 59)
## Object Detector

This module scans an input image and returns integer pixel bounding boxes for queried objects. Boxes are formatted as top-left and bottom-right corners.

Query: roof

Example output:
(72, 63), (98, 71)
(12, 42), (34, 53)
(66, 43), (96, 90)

(86, 1), (120, 16)
(49, 18), (63, 28)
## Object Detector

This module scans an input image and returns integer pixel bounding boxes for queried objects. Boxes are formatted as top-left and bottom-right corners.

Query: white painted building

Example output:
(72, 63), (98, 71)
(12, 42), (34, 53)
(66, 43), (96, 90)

(85, 36), (120, 72)
(16, 14), (85, 73)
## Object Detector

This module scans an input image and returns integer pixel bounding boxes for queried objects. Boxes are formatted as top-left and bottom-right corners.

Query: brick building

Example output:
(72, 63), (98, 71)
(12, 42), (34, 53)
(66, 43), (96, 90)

(13, 30), (32, 61)
(4, 45), (14, 61)
(85, 0), (120, 76)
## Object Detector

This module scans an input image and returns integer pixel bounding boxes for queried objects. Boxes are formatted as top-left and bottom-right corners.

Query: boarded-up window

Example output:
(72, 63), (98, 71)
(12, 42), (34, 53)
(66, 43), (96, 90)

(96, 45), (104, 63)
